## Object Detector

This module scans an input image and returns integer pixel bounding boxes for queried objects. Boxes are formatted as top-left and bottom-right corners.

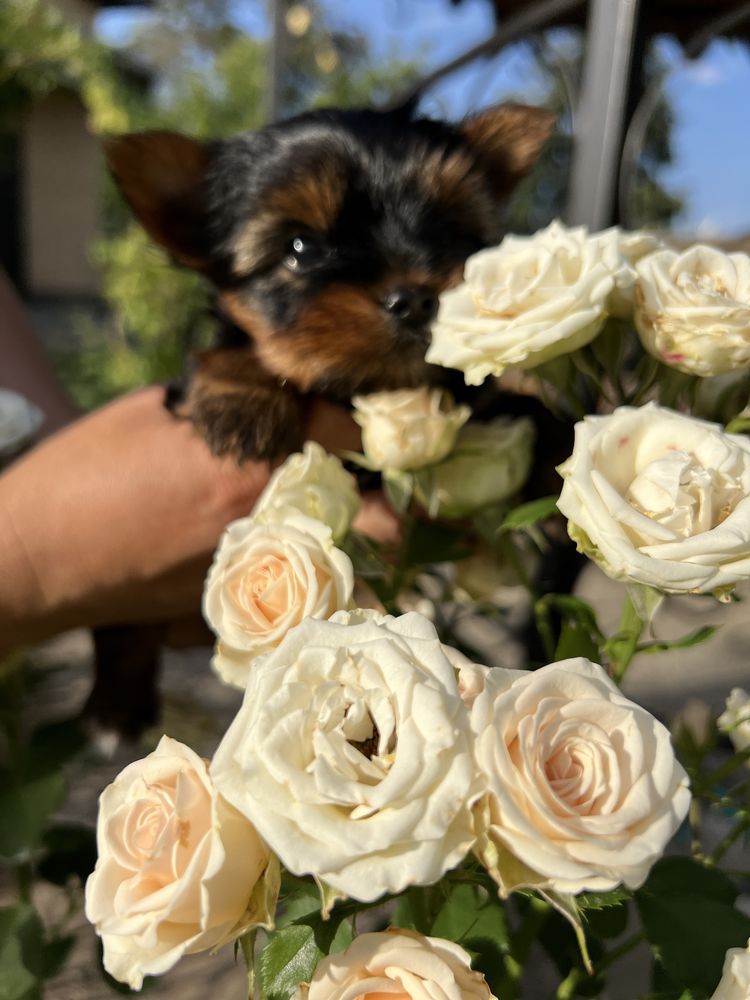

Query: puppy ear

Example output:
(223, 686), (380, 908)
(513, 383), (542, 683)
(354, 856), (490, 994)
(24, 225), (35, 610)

(460, 103), (555, 195)
(103, 131), (212, 270)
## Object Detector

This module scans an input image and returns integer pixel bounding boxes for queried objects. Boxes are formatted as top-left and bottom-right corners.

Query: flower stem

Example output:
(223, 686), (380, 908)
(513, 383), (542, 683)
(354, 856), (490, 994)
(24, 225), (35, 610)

(239, 930), (256, 1000)
(605, 592), (644, 684)
(707, 813), (750, 866)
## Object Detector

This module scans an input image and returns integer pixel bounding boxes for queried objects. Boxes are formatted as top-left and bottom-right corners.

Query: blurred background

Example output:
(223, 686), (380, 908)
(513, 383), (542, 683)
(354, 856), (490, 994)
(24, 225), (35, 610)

(2, 0), (750, 409)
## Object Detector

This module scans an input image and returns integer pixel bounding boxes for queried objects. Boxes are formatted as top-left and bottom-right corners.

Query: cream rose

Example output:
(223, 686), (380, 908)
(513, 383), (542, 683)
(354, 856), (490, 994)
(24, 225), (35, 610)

(85, 737), (276, 990)
(413, 417), (534, 518)
(471, 658), (690, 895)
(711, 940), (750, 999)
(253, 441), (360, 542)
(426, 221), (615, 384)
(594, 226), (663, 318)
(557, 403), (750, 594)
(352, 386), (470, 471)
(293, 930), (496, 1000)
(717, 688), (750, 756)
(203, 511), (354, 688)
(635, 245), (750, 376)
(210, 612), (481, 900)
(0, 389), (43, 460)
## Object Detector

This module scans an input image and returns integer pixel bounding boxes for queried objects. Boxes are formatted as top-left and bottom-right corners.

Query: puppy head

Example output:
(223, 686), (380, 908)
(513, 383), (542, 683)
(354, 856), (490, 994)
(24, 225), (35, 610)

(104, 104), (553, 395)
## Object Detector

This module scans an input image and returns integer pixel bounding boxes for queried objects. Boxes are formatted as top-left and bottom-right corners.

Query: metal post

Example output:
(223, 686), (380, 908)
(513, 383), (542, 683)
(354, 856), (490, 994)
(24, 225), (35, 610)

(266, 0), (286, 124)
(567, 0), (641, 229)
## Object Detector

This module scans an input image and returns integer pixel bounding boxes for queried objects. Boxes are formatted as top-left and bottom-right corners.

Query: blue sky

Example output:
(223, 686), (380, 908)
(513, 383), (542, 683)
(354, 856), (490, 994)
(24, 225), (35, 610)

(97, 1), (750, 239)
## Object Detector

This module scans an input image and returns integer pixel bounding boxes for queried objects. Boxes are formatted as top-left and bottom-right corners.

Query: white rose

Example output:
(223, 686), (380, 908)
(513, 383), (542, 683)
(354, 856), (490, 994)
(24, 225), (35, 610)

(717, 688), (750, 756)
(253, 441), (360, 542)
(0, 389), (43, 460)
(85, 737), (276, 990)
(352, 386), (470, 471)
(426, 221), (615, 384)
(293, 930), (496, 1000)
(635, 245), (750, 376)
(711, 940), (750, 1000)
(413, 417), (534, 518)
(594, 226), (663, 318)
(471, 658), (690, 895)
(210, 612), (481, 901)
(203, 511), (354, 688)
(557, 402), (750, 594)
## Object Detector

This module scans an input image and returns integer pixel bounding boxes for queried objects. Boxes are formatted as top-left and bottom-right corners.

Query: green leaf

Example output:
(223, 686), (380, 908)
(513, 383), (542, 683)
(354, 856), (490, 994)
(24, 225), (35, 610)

(38, 823), (97, 886)
(637, 626), (718, 655)
(577, 890), (630, 941)
(431, 884), (509, 950)
(340, 532), (389, 580)
(576, 889), (630, 911)
(259, 925), (322, 1000)
(392, 887), (439, 934)
(636, 857), (750, 996)
(534, 594), (605, 664)
(0, 905), (43, 1000)
(26, 719), (87, 778)
(276, 884), (321, 928)
(726, 415), (750, 435)
(498, 496), (559, 534)
(403, 520), (471, 567)
(0, 770), (66, 863)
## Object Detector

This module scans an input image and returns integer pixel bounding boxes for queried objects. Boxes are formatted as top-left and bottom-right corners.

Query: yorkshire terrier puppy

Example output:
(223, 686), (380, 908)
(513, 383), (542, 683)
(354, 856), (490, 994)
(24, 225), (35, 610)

(86, 102), (552, 738)
(104, 102), (552, 461)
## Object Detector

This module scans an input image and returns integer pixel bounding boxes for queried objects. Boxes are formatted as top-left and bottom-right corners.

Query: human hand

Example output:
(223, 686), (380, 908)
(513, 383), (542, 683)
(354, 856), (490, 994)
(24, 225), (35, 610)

(0, 387), (398, 652)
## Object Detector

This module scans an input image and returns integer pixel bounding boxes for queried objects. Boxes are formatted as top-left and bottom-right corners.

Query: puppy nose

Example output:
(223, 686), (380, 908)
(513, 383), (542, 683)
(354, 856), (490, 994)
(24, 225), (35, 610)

(384, 285), (438, 328)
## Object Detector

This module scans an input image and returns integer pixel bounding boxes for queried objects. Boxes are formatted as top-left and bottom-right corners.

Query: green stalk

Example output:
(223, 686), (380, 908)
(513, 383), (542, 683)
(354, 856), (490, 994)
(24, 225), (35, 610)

(604, 592), (644, 684)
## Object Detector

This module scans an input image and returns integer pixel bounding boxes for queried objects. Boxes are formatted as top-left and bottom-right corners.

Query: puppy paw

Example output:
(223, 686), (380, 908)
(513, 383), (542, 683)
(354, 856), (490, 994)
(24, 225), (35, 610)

(191, 385), (302, 461)
(165, 346), (304, 462)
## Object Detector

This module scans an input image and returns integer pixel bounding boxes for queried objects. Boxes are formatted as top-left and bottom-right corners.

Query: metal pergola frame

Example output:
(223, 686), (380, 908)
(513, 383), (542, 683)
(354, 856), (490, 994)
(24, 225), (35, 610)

(267, 0), (750, 232)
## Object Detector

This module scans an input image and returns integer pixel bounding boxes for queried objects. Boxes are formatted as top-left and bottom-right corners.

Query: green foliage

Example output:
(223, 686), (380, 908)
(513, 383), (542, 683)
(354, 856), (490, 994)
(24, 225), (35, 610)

(637, 858), (750, 997)
(0, 903), (74, 1000)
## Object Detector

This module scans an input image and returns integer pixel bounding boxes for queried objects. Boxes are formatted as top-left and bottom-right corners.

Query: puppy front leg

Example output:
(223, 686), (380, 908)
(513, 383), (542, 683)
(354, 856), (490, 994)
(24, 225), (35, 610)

(168, 346), (303, 462)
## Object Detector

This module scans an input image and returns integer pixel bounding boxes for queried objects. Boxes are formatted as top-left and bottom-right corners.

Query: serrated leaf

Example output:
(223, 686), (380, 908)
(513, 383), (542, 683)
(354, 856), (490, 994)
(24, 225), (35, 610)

(498, 496), (559, 534)
(276, 885), (321, 928)
(576, 890), (630, 911)
(259, 925), (321, 1000)
(636, 857), (750, 996)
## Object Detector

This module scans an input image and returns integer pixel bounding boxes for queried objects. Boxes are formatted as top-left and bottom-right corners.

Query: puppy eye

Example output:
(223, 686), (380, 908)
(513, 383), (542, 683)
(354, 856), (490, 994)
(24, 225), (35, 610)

(284, 233), (330, 271)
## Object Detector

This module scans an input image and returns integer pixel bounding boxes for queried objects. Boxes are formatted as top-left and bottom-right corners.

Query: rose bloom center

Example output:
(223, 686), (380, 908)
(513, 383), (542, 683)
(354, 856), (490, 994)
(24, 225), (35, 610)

(625, 450), (743, 540)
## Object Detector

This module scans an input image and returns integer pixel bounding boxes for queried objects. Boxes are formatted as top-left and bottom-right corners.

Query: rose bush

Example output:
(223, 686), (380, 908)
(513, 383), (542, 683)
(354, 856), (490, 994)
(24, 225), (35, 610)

(556, 403), (750, 594)
(253, 441), (360, 542)
(711, 940), (750, 999)
(210, 612), (480, 900)
(203, 511), (354, 688)
(413, 417), (534, 517)
(426, 221), (615, 383)
(293, 930), (496, 1000)
(635, 245), (750, 376)
(85, 737), (276, 990)
(471, 657), (690, 894)
(352, 386), (470, 471)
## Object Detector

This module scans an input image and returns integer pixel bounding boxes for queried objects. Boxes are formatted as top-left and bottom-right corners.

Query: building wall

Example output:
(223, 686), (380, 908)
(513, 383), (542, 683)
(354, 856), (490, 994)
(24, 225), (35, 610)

(22, 91), (101, 297)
